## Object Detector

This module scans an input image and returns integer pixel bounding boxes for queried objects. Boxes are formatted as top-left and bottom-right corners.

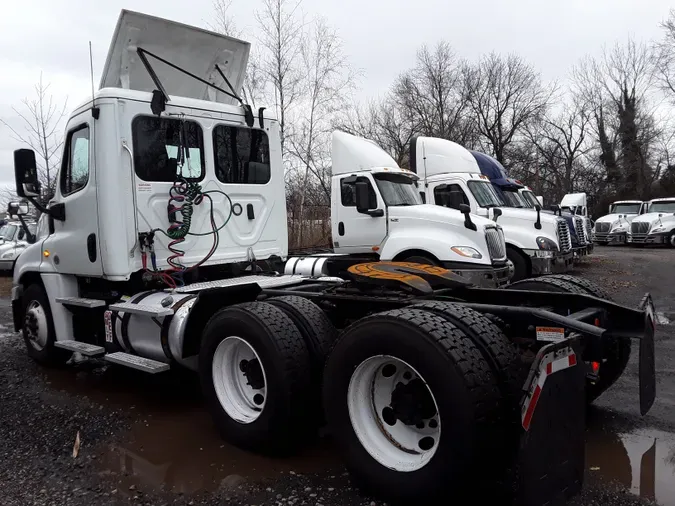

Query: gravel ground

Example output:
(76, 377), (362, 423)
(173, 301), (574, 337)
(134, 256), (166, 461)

(1, 247), (674, 506)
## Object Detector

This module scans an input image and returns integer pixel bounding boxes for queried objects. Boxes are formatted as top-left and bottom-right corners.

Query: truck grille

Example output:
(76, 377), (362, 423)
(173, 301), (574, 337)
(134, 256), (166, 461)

(556, 219), (572, 252)
(485, 226), (507, 262)
(595, 222), (611, 233)
(584, 219), (593, 241)
(573, 216), (586, 245)
(632, 222), (650, 235)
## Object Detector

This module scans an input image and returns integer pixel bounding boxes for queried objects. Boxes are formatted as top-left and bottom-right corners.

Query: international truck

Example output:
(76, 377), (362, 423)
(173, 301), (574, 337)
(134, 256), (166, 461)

(7, 10), (657, 505)
(285, 131), (512, 288)
(628, 198), (675, 246)
(593, 200), (646, 245)
(409, 136), (573, 281)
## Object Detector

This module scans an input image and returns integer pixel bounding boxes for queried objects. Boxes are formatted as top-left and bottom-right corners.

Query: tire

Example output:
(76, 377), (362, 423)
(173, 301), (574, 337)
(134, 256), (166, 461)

(538, 274), (612, 301)
(21, 283), (70, 366)
(507, 275), (630, 403)
(401, 253), (439, 266)
(199, 301), (312, 454)
(323, 308), (503, 504)
(506, 247), (529, 282)
(267, 296), (338, 421)
(668, 231), (675, 248)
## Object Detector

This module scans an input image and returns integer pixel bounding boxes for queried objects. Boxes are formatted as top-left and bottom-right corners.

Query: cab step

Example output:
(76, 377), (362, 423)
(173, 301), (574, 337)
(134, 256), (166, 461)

(103, 352), (170, 373)
(56, 297), (107, 308)
(54, 341), (106, 357)
(108, 302), (174, 317)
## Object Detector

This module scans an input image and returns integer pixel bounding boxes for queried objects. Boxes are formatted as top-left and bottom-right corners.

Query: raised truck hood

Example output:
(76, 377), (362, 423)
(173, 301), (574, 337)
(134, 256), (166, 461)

(100, 10), (250, 104)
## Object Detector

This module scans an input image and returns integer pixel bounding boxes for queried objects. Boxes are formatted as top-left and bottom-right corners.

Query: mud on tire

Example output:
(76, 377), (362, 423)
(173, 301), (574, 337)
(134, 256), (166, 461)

(323, 308), (503, 504)
(199, 301), (312, 455)
(21, 283), (70, 366)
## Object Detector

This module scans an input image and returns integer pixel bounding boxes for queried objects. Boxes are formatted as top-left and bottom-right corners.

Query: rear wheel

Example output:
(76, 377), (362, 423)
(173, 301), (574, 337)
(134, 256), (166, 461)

(21, 284), (70, 366)
(199, 302), (312, 454)
(323, 308), (502, 503)
(507, 275), (630, 403)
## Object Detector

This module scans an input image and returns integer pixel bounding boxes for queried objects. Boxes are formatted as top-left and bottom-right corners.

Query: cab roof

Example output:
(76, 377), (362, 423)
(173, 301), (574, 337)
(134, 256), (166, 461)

(409, 136), (480, 180)
(331, 131), (402, 175)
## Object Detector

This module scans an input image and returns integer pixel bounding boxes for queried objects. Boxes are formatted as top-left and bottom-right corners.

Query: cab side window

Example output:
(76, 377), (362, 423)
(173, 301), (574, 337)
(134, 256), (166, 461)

(60, 125), (90, 196)
(434, 184), (469, 210)
(341, 177), (377, 208)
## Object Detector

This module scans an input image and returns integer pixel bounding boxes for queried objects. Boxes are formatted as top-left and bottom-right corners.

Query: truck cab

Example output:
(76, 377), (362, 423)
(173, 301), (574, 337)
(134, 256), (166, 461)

(628, 198), (675, 246)
(329, 132), (512, 287)
(409, 136), (572, 281)
(593, 200), (645, 245)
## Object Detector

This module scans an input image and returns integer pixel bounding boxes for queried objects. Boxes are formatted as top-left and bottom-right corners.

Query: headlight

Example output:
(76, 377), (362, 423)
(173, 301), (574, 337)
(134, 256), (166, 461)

(536, 237), (559, 251)
(451, 246), (482, 259)
(1, 251), (16, 260)
(611, 224), (627, 232)
(651, 225), (665, 233)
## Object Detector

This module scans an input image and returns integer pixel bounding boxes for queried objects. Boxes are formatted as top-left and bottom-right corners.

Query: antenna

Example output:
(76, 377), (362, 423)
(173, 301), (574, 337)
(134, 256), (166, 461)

(89, 41), (99, 119)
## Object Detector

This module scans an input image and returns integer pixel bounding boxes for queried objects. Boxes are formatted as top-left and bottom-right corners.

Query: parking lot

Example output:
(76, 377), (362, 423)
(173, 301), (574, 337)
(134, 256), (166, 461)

(1, 246), (675, 506)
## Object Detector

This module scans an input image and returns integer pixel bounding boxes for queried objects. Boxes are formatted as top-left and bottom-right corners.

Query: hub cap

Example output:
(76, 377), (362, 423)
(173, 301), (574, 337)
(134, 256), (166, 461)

(25, 300), (48, 351)
(348, 355), (441, 472)
(212, 336), (267, 424)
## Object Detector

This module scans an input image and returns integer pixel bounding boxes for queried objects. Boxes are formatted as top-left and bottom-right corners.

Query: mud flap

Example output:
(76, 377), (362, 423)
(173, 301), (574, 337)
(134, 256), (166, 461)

(514, 341), (586, 506)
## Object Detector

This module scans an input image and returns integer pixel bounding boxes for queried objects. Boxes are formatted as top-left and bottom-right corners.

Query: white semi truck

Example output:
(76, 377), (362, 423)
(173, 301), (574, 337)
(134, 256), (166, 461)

(593, 200), (646, 245)
(8, 10), (657, 505)
(628, 198), (675, 246)
(408, 136), (573, 281)
(286, 131), (512, 287)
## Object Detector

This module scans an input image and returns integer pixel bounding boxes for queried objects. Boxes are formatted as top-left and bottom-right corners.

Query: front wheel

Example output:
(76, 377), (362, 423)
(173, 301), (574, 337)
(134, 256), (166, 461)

(199, 302), (312, 454)
(669, 232), (675, 248)
(506, 248), (529, 282)
(21, 284), (70, 366)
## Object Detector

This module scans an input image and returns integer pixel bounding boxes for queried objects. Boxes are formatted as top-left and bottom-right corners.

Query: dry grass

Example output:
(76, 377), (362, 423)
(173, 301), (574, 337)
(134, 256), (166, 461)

(0, 277), (12, 298)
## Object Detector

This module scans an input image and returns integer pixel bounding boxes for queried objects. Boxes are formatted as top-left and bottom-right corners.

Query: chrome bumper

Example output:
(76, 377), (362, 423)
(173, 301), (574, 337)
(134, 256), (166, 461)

(594, 232), (628, 244)
(628, 233), (667, 245)
(525, 250), (574, 276)
(452, 261), (514, 288)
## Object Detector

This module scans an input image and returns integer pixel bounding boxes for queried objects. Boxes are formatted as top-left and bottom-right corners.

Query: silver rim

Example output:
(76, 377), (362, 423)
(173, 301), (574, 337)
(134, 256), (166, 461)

(25, 300), (48, 351)
(670, 234), (675, 247)
(212, 336), (267, 424)
(348, 355), (441, 472)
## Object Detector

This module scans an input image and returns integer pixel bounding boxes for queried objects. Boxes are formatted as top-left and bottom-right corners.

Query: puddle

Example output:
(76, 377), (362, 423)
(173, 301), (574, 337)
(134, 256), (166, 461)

(657, 312), (671, 325)
(99, 408), (341, 495)
(586, 423), (675, 504)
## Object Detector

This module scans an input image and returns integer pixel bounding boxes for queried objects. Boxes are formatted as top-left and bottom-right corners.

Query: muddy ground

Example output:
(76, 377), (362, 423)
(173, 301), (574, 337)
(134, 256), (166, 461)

(1, 247), (675, 506)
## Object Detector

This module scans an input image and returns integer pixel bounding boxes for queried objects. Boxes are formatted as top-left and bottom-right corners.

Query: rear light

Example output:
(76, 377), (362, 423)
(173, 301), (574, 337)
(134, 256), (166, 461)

(592, 361), (600, 374)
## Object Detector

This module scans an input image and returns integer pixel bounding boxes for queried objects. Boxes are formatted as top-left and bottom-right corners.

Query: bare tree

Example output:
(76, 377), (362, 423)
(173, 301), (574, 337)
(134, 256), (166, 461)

(525, 99), (593, 200)
(463, 53), (555, 164)
(392, 42), (474, 145)
(287, 18), (357, 245)
(653, 9), (675, 100)
(0, 74), (68, 207)
(254, 0), (306, 156)
(573, 39), (657, 198)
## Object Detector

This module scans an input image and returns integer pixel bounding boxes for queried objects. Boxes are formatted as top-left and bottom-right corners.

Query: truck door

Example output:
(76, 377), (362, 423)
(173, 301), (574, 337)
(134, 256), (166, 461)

(334, 175), (387, 253)
(428, 182), (472, 212)
(43, 113), (102, 276)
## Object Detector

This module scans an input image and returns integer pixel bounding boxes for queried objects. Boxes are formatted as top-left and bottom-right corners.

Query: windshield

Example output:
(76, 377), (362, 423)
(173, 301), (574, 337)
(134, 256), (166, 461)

(0, 224), (18, 241)
(467, 181), (506, 208)
(520, 190), (540, 208)
(501, 189), (526, 208)
(648, 201), (675, 213)
(373, 173), (423, 207)
(610, 203), (641, 214)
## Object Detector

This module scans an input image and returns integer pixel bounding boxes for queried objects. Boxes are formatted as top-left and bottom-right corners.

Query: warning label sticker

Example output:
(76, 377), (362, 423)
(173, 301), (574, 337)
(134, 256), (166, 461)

(137, 183), (152, 193)
(536, 326), (566, 342)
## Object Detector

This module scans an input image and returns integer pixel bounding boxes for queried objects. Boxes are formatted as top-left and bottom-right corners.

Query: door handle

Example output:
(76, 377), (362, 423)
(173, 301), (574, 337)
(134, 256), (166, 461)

(247, 204), (255, 220)
(338, 222), (345, 236)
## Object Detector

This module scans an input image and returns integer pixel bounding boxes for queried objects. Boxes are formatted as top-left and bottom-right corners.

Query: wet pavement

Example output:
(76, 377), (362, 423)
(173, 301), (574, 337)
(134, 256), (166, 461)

(1, 247), (675, 505)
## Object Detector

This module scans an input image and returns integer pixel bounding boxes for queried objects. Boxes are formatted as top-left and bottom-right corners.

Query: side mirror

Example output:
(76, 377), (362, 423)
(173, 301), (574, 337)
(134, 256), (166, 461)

(459, 203), (477, 231)
(14, 149), (41, 198)
(492, 207), (502, 222)
(534, 204), (542, 230)
(17, 229), (25, 241)
(7, 201), (29, 218)
(355, 181), (372, 211)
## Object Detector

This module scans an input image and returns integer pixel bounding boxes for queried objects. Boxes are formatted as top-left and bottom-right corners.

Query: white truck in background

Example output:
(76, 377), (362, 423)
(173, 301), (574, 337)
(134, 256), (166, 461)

(0, 213), (38, 272)
(628, 198), (675, 246)
(593, 200), (646, 245)
(408, 136), (573, 281)
(287, 131), (512, 287)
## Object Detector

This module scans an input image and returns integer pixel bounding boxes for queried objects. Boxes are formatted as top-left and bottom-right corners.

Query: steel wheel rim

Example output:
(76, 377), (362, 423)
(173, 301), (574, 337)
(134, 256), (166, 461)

(670, 234), (675, 247)
(212, 336), (267, 424)
(25, 300), (48, 351)
(348, 355), (441, 472)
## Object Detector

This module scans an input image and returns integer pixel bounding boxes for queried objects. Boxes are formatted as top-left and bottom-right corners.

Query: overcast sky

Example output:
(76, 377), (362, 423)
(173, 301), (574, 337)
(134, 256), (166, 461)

(1, 0), (673, 189)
